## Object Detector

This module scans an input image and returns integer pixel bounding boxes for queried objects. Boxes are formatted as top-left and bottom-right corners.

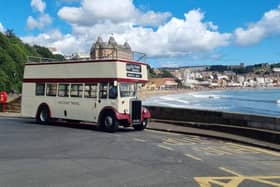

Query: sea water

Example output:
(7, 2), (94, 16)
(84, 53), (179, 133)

(143, 88), (280, 117)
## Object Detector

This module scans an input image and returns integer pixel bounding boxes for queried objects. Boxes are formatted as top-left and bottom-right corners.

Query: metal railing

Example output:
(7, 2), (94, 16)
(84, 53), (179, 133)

(27, 50), (146, 64)
(0, 103), (21, 113)
(27, 56), (62, 64)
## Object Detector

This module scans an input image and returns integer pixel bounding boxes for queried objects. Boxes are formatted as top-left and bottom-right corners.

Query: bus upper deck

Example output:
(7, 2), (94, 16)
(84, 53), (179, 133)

(24, 56), (148, 84)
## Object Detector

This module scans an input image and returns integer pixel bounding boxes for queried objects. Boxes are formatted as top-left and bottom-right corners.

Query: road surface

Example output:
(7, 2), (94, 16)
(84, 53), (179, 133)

(0, 117), (279, 187)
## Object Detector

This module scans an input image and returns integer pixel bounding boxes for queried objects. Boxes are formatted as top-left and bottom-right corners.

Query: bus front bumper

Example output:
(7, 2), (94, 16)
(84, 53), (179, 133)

(115, 108), (151, 125)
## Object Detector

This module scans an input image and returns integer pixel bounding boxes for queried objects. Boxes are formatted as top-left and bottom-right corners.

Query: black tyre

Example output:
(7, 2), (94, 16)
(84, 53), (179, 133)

(133, 119), (148, 131)
(36, 106), (50, 125)
(101, 112), (119, 132)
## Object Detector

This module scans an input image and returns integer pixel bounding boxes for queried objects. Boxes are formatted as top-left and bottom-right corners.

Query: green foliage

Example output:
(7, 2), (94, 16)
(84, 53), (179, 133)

(209, 63), (277, 75)
(209, 65), (229, 72)
(0, 31), (64, 92)
(158, 69), (175, 78)
(147, 65), (158, 79)
(147, 67), (176, 78)
(271, 63), (280, 68)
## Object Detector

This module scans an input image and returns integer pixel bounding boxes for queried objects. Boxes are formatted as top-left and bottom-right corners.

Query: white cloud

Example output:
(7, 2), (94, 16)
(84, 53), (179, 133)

(26, 14), (52, 30)
(27, 0), (51, 30)
(22, 29), (88, 54)
(57, 0), (80, 2)
(234, 5), (280, 45)
(22, 9), (231, 57)
(0, 22), (5, 33)
(31, 0), (46, 13)
(58, 0), (171, 26)
(136, 11), (171, 26)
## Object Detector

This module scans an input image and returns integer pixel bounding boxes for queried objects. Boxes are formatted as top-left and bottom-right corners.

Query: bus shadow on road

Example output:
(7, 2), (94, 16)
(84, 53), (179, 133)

(28, 120), (135, 133)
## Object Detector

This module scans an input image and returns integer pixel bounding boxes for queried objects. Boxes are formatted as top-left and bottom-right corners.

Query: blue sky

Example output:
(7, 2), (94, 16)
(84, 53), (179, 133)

(0, 0), (280, 67)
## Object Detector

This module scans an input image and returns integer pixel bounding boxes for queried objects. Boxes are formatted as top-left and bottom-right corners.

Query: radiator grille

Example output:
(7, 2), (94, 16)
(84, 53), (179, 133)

(131, 100), (142, 124)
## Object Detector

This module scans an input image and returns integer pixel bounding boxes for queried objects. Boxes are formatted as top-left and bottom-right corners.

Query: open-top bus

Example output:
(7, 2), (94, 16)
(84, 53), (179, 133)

(22, 52), (151, 132)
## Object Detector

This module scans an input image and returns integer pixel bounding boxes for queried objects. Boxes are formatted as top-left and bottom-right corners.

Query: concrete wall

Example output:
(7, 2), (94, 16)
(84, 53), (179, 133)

(146, 106), (280, 131)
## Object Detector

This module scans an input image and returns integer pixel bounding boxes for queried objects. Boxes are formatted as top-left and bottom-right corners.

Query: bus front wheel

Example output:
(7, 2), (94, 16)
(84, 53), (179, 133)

(133, 119), (148, 131)
(36, 106), (50, 125)
(101, 112), (119, 132)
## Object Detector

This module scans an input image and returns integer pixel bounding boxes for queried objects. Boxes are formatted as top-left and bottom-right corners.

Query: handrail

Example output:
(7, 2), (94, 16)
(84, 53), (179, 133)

(26, 51), (147, 64)
(27, 56), (61, 63)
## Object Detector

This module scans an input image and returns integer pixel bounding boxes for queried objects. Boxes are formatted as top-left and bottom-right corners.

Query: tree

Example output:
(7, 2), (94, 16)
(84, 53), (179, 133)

(147, 65), (157, 78)
(0, 31), (64, 92)
(159, 69), (174, 78)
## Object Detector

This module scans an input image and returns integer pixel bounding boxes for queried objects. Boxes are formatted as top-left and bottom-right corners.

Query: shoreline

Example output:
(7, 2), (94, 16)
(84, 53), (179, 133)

(138, 86), (280, 100)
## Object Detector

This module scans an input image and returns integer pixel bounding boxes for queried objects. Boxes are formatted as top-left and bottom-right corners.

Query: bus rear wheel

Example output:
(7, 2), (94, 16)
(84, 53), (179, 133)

(133, 119), (148, 131)
(36, 106), (50, 125)
(101, 112), (119, 132)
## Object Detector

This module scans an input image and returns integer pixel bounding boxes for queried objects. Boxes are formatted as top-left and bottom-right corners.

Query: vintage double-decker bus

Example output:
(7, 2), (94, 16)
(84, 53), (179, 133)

(21, 42), (151, 132)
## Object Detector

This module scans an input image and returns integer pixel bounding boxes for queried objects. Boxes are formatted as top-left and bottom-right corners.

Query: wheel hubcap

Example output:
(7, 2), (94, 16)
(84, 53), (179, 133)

(104, 116), (113, 127)
(143, 120), (148, 127)
(40, 110), (48, 122)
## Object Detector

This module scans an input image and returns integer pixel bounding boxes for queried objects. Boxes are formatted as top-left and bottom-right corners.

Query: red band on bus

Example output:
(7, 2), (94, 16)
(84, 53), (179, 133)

(23, 78), (148, 83)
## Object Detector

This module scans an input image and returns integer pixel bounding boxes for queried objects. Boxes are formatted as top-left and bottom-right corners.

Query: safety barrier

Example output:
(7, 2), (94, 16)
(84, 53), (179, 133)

(146, 106), (280, 131)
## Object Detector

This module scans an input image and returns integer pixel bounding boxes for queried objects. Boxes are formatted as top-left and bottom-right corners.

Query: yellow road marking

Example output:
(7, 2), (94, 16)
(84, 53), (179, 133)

(157, 144), (174, 151)
(163, 137), (188, 145)
(195, 167), (280, 187)
(226, 143), (280, 157)
(133, 138), (146, 142)
(205, 147), (231, 156)
(219, 167), (242, 176)
(219, 145), (253, 154)
(251, 176), (280, 186)
(146, 129), (180, 136)
(163, 137), (203, 145)
(195, 176), (244, 187)
(195, 175), (280, 187)
(184, 154), (203, 161)
(192, 147), (230, 156)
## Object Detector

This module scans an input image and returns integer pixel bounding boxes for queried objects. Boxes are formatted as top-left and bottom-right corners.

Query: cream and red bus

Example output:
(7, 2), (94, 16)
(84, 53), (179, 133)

(21, 56), (151, 132)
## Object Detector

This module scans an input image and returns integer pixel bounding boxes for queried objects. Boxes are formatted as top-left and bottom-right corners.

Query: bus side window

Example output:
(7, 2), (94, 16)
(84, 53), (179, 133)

(46, 83), (57, 97)
(84, 83), (97, 98)
(99, 83), (108, 99)
(58, 83), (70, 97)
(109, 83), (117, 99)
(35, 83), (45, 96)
(70, 84), (83, 97)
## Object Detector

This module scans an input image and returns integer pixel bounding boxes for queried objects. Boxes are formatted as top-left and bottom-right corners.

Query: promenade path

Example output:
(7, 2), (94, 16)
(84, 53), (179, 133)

(0, 116), (279, 187)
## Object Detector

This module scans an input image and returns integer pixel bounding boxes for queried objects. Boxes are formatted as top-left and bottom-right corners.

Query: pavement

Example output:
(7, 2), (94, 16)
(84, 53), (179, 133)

(1, 112), (279, 151)
(0, 116), (280, 187)
(0, 112), (22, 117)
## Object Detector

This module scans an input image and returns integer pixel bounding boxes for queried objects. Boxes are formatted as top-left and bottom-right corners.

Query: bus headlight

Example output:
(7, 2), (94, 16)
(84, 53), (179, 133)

(142, 107), (148, 113)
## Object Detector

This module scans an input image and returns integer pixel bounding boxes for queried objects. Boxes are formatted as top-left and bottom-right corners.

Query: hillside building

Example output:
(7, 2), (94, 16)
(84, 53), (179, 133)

(90, 36), (132, 60)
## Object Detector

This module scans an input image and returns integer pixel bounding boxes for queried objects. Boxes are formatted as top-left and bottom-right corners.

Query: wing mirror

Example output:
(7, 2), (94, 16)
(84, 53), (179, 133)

(113, 80), (118, 86)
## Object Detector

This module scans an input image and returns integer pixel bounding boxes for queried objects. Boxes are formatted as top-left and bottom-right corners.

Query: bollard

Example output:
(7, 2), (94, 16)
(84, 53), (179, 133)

(0, 91), (8, 112)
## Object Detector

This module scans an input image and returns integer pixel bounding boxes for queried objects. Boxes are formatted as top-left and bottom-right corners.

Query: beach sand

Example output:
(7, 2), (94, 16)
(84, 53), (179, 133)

(137, 88), (197, 100)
